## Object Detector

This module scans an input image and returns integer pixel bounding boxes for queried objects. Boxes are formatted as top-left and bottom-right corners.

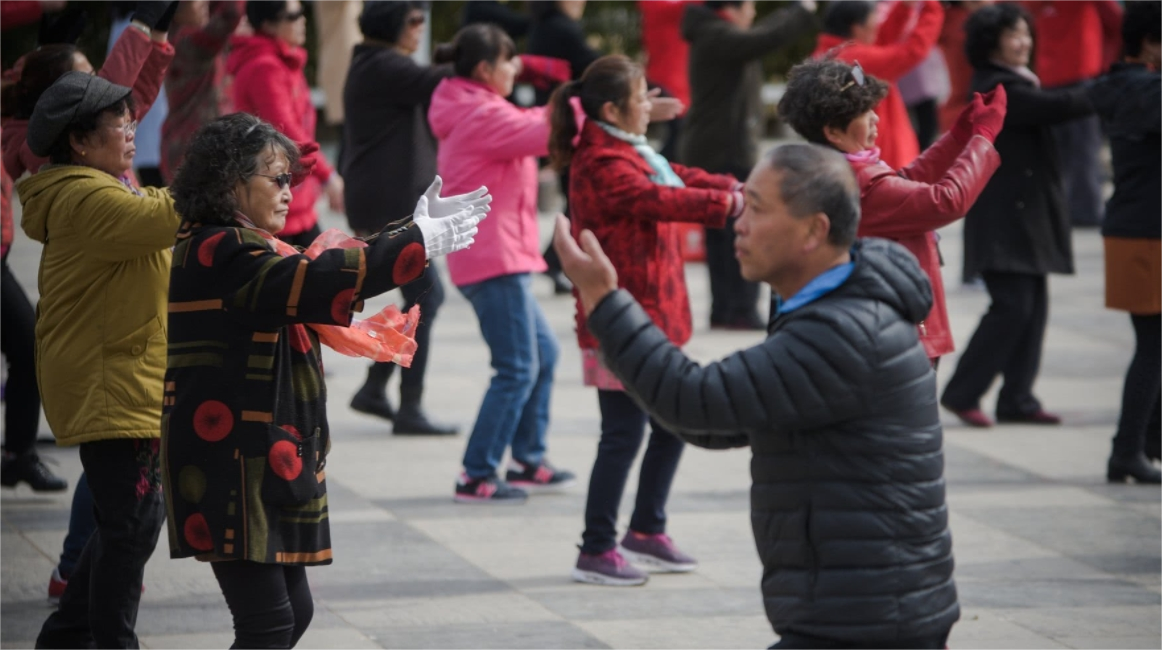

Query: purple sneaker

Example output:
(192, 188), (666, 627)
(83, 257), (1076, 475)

(572, 548), (649, 586)
(619, 531), (698, 573)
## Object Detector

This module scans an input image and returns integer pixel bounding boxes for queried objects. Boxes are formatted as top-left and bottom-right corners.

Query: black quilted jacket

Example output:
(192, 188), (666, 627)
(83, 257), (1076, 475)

(587, 238), (960, 644)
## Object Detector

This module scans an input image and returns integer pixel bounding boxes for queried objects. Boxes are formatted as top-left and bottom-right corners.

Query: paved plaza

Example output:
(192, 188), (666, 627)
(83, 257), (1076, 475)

(2, 193), (1160, 648)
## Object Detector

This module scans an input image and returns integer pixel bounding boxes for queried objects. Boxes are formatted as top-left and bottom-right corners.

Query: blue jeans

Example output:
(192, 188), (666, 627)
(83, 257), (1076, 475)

(458, 273), (558, 479)
(59, 473), (95, 577)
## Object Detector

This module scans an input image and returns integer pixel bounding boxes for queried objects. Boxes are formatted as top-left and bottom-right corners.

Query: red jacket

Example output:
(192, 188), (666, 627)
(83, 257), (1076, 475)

(1, 1), (44, 30)
(228, 34), (333, 237)
(569, 121), (739, 350)
(851, 132), (1000, 358)
(1023, 1), (1122, 88)
(813, 0), (944, 170)
(638, 0), (699, 107)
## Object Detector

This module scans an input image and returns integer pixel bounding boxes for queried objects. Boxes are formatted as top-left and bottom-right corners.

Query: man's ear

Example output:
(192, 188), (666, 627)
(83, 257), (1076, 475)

(804, 212), (832, 251)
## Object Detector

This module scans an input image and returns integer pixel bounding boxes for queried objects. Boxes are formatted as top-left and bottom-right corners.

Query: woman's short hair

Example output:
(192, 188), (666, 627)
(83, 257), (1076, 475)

(358, 1), (425, 43)
(1, 44), (79, 120)
(777, 58), (889, 147)
(46, 98), (132, 165)
(246, 0), (289, 31)
(1123, 1), (1162, 58)
(822, 1), (875, 38)
(432, 23), (516, 78)
(170, 113), (302, 226)
(548, 54), (644, 169)
(963, 3), (1034, 70)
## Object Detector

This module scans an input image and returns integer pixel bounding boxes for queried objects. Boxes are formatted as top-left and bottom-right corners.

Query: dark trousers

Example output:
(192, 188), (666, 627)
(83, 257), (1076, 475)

(59, 473), (96, 577)
(212, 561), (313, 649)
(1052, 107), (1105, 227)
(705, 166), (761, 327)
(771, 629), (950, 649)
(581, 390), (685, 554)
(942, 271), (1048, 416)
(907, 98), (939, 150)
(37, 440), (164, 649)
(1112, 314), (1162, 458)
(278, 223), (323, 250)
(363, 263), (445, 403)
(1, 261), (40, 456)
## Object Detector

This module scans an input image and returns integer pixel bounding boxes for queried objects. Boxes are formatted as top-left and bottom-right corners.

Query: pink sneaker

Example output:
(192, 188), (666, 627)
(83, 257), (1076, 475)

(619, 531), (698, 572)
(572, 548), (648, 586)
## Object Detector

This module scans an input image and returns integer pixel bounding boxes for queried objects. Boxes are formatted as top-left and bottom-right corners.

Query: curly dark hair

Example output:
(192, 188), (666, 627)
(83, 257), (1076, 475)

(170, 113), (302, 226)
(964, 3), (1035, 70)
(777, 58), (889, 147)
(1123, 1), (1161, 58)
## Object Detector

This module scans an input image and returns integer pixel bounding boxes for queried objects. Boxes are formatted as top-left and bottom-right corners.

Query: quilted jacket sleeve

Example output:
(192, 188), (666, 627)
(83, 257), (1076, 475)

(587, 290), (873, 449)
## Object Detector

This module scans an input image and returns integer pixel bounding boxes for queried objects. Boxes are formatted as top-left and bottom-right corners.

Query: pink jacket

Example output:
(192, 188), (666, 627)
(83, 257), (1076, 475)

(428, 77), (550, 287)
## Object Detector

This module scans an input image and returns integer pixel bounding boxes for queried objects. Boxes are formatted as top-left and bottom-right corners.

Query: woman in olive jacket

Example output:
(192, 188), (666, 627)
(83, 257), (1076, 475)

(941, 3), (1094, 428)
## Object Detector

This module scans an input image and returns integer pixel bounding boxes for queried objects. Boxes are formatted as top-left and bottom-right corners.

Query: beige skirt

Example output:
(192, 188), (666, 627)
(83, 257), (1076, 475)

(1105, 237), (1161, 314)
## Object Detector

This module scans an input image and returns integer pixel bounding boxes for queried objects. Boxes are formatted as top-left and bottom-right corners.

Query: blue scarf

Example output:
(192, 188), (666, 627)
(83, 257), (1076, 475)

(596, 122), (685, 188)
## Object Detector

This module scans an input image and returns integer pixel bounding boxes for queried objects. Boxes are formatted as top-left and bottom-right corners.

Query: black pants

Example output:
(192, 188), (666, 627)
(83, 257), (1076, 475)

(942, 271), (1048, 416)
(364, 263), (446, 403)
(212, 561), (313, 649)
(1, 261), (40, 456)
(1112, 313), (1162, 457)
(581, 390), (685, 554)
(705, 166), (761, 327)
(771, 629), (949, 649)
(37, 439), (165, 649)
(278, 223), (323, 250)
(907, 98), (939, 150)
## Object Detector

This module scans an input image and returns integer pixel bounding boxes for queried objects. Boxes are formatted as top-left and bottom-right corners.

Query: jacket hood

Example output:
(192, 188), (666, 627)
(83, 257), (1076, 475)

(15, 165), (113, 243)
(681, 4), (725, 43)
(844, 238), (933, 326)
(227, 34), (306, 75)
(428, 77), (496, 141)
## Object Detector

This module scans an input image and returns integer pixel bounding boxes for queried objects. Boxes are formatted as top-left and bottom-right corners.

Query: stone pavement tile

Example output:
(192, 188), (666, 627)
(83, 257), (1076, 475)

(2, 531), (56, 603)
(314, 520), (499, 585)
(1055, 635), (1162, 649)
(576, 615), (774, 649)
(946, 427), (1129, 482)
(947, 609), (1069, 649)
(0, 599), (54, 647)
(956, 556), (1124, 582)
(942, 442), (1046, 485)
(998, 605), (1161, 641)
(948, 484), (1120, 509)
(328, 592), (563, 628)
(946, 510), (1059, 565)
(364, 620), (609, 649)
(955, 577), (1159, 609)
(527, 586), (760, 621)
(138, 631), (236, 649)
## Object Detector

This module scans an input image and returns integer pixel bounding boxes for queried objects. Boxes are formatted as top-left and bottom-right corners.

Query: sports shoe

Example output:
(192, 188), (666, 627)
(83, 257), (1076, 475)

(572, 548), (648, 586)
(1, 452), (67, 492)
(942, 404), (993, 428)
(454, 473), (527, 504)
(505, 460), (576, 492)
(619, 531), (698, 573)
(47, 567), (67, 606)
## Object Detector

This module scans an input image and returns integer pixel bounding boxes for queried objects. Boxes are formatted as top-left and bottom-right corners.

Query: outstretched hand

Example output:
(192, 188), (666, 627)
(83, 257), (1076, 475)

(423, 175), (492, 221)
(971, 83), (1007, 143)
(552, 214), (617, 315)
(647, 88), (685, 122)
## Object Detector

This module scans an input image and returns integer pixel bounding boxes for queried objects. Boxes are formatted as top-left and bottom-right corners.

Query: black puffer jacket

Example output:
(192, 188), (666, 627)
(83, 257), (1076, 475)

(588, 238), (959, 644)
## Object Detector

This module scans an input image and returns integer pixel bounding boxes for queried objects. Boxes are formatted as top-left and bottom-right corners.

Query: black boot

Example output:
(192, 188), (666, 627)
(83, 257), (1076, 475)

(350, 362), (396, 421)
(0, 452), (68, 492)
(393, 398), (459, 436)
(1107, 453), (1162, 484)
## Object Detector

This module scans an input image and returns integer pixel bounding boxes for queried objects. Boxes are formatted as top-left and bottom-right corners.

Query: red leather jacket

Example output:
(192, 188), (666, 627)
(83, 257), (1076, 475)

(569, 121), (739, 351)
(851, 132), (1000, 358)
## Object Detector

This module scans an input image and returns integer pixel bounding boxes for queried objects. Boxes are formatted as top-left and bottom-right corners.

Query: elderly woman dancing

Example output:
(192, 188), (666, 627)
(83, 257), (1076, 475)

(162, 112), (487, 648)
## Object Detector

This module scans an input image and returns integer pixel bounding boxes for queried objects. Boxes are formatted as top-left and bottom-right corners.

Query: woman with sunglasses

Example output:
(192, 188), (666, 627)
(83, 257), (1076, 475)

(17, 71), (178, 649)
(777, 57), (1004, 367)
(228, 0), (345, 248)
(163, 112), (486, 647)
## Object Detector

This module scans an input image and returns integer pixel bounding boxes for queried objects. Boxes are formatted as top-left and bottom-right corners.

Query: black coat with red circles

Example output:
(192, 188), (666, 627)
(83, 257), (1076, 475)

(161, 218), (426, 565)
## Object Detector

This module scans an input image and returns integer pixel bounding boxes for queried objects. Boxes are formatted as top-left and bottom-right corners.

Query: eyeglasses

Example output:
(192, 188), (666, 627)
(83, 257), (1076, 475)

(254, 173), (293, 189)
(407, 14), (425, 26)
(280, 8), (305, 21)
(839, 61), (866, 92)
(110, 119), (137, 137)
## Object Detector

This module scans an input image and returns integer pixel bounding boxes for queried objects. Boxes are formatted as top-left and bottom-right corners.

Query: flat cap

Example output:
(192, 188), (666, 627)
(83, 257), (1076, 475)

(27, 71), (132, 157)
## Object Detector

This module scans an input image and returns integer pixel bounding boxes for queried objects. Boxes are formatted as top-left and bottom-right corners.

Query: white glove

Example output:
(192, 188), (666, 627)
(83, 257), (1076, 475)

(423, 175), (492, 221)
(413, 195), (484, 258)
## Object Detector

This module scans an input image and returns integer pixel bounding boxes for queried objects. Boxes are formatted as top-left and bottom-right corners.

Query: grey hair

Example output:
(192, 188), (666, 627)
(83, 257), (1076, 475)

(765, 143), (860, 247)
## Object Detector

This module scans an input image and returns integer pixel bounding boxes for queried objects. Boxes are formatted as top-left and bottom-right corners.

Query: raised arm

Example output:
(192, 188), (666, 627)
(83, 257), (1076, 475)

(851, 0), (943, 82)
(696, 4), (816, 65)
(178, 0), (245, 59)
(581, 154), (737, 227)
(1001, 81), (1094, 127)
(75, 185), (180, 261)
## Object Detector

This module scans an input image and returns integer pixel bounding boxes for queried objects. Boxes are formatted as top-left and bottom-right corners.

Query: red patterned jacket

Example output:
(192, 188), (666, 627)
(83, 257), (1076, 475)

(569, 121), (739, 351)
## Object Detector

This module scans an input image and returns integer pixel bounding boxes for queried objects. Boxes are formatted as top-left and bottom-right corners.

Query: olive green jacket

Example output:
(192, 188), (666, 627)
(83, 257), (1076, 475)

(17, 165), (179, 445)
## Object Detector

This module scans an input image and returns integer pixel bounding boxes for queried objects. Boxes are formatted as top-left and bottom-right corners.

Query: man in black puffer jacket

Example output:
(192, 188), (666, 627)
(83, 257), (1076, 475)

(553, 143), (959, 649)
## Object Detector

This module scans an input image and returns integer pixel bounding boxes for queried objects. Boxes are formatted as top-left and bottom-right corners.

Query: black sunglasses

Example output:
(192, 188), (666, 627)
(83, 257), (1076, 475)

(407, 14), (425, 26)
(839, 61), (866, 92)
(255, 173), (293, 189)
(280, 8), (305, 21)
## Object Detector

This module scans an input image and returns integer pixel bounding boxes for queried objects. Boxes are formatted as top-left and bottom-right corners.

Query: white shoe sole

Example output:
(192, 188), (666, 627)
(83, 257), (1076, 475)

(571, 567), (648, 586)
(619, 546), (698, 573)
